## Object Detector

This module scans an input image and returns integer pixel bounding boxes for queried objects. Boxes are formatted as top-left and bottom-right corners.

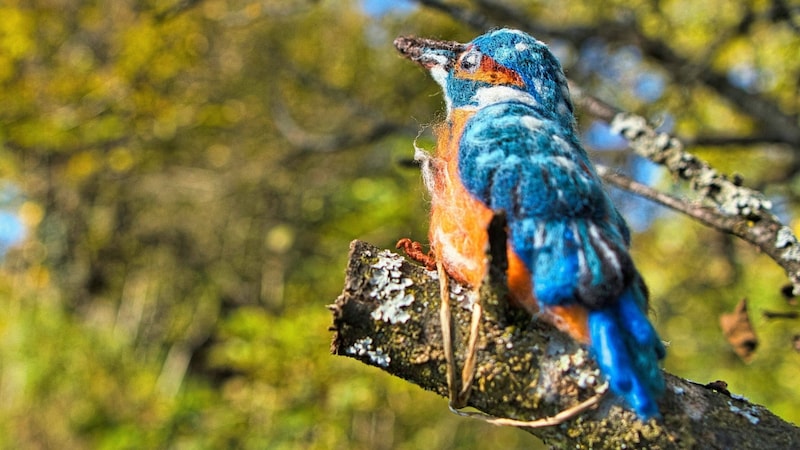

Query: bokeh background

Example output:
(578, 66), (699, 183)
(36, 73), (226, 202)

(0, 0), (798, 448)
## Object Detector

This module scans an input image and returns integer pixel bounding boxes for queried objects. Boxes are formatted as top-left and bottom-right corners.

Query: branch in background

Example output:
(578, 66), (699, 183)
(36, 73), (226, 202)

(574, 86), (773, 221)
(595, 164), (740, 232)
(270, 97), (413, 154)
(330, 241), (800, 448)
(569, 81), (800, 294)
(154, 0), (204, 22)
(596, 164), (800, 295)
(269, 61), (420, 155)
(416, 0), (490, 30)
(762, 310), (800, 320)
(686, 134), (796, 147)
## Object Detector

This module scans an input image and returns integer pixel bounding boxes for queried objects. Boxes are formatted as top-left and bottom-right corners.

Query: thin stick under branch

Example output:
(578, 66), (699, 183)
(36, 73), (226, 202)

(330, 240), (800, 449)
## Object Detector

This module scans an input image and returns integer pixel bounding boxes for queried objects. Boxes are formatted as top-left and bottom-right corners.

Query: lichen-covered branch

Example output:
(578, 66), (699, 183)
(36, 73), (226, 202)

(583, 109), (800, 295)
(595, 165), (800, 292)
(570, 83), (800, 295)
(330, 240), (800, 449)
(608, 113), (773, 219)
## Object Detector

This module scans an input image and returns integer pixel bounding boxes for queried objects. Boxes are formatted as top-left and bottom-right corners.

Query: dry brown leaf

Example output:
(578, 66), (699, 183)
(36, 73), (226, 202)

(719, 298), (758, 362)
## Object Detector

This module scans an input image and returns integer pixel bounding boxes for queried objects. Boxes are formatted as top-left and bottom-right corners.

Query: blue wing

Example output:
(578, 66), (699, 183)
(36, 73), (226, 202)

(458, 101), (665, 418)
(458, 102), (631, 308)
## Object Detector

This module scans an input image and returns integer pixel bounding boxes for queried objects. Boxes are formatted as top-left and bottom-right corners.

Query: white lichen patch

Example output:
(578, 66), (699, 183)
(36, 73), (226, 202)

(575, 368), (598, 389)
(691, 167), (773, 217)
(775, 226), (800, 262)
(369, 250), (415, 324)
(776, 226), (796, 248)
(563, 347), (602, 390)
(449, 282), (477, 311)
(728, 401), (760, 425)
(609, 114), (649, 141)
(346, 337), (391, 368)
(537, 344), (604, 403)
(715, 184), (773, 217)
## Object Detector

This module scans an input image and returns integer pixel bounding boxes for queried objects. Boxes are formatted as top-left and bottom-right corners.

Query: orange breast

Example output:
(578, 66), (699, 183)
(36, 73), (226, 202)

(428, 109), (589, 343)
(429, 111), (537, 311)
(428, 109), (494, 288)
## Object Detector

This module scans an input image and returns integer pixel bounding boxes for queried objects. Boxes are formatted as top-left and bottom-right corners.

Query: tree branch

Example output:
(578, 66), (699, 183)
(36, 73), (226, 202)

(596, 165), (743, 232)
(416, 0), (491, 30)
(686, 134), (795, 147)
(569, 84), (800, 295)
(330, 240), (800, 449)
(609, 114), (800, 294)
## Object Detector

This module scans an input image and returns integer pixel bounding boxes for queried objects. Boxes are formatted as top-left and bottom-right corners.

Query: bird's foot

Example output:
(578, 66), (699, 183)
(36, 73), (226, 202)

(396, 238), (437, 271)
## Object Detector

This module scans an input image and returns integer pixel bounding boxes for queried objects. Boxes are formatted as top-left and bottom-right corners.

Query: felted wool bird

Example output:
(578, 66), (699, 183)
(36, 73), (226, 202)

(394, 29), (666, 419)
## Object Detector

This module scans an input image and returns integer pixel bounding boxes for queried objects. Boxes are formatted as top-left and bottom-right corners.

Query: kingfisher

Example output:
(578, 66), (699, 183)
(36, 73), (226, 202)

(394, 29), (666, 419)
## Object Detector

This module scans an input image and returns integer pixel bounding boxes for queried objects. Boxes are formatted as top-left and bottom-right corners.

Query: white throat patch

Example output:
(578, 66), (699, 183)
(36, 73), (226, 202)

(429, 66), (452, 114)
(473, 86), (539, 109)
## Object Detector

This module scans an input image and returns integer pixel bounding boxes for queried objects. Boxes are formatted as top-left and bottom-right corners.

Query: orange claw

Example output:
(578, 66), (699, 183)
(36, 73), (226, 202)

(396, 238), (437, 271)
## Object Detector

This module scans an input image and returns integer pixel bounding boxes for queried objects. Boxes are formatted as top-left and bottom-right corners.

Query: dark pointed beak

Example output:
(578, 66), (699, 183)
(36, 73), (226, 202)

(394, 35), (466, 70)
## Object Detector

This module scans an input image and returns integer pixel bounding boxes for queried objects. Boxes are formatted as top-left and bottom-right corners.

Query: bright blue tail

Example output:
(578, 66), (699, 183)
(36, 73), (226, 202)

(588, 284), (666, 419)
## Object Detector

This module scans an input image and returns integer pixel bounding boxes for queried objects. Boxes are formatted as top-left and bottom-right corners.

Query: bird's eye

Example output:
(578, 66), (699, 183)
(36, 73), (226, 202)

(459, 50), (481, 73)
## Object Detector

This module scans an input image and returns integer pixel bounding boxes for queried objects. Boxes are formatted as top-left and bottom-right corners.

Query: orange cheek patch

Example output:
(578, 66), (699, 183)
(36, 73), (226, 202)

(456, 56), (525, 87)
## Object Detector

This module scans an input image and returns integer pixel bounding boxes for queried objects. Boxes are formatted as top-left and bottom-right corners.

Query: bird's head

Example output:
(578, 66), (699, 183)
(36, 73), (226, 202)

(395, 28), (574, 127)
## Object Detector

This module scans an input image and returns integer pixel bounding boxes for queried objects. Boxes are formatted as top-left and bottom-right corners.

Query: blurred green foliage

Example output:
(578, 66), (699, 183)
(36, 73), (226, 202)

(0, 0), (797, 448)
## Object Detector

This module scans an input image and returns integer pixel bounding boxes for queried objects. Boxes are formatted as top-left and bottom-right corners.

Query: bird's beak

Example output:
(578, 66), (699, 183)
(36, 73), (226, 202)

(394, 36), (466, 71)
